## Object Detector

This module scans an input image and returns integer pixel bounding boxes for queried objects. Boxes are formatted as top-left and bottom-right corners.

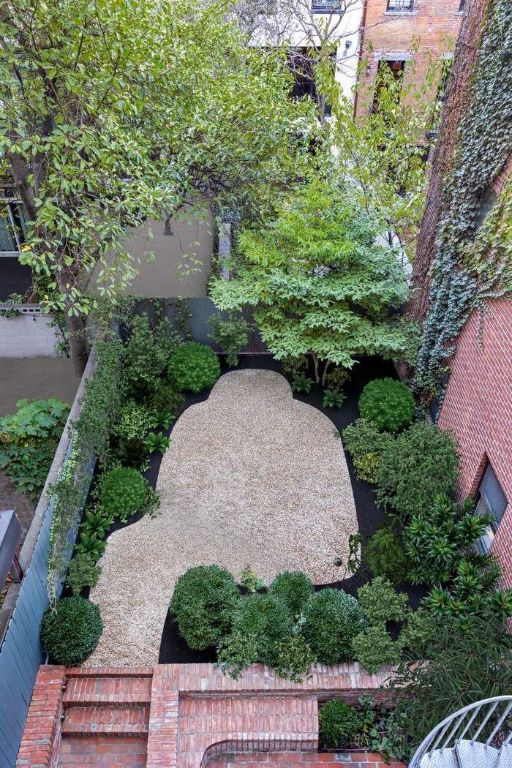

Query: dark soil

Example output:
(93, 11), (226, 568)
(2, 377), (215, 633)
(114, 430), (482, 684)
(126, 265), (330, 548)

(159, 354), (425, 663)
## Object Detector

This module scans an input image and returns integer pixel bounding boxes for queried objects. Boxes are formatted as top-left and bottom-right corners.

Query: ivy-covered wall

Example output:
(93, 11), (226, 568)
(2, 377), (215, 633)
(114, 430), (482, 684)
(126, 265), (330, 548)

(415, 0), (512, 400)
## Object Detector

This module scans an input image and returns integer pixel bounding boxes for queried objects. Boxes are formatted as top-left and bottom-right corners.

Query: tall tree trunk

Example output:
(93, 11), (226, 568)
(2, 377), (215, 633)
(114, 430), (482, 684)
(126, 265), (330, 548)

(321, 360), (331, 388)
(311, 352), (320, 383)
(64, 312), (88, 376)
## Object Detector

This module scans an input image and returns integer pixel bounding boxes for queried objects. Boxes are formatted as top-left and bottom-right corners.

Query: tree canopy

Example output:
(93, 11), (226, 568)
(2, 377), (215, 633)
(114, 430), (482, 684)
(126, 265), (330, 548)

(0, 0), (313, 367)
(210, 180), (414, 379)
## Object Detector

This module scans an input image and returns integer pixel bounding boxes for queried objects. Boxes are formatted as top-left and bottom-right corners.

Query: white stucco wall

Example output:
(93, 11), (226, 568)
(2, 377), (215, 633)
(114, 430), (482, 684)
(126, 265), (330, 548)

(0, 312), (61, 357)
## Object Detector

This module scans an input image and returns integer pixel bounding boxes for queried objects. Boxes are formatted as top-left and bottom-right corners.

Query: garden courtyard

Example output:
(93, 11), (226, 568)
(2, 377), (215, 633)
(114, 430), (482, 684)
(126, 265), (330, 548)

(88, 369), (358, 666)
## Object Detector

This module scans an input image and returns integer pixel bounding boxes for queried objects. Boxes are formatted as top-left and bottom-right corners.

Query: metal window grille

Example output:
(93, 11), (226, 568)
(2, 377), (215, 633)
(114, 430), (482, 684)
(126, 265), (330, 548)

(312, 0), (342, 13)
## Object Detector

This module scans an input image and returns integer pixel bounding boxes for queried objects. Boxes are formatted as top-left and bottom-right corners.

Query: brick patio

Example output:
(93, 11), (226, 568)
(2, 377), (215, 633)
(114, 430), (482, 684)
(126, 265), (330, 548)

(16, 663), (404, 768)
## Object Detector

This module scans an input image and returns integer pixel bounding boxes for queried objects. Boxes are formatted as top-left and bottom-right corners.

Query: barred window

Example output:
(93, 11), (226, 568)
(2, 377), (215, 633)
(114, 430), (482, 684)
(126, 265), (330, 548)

(312, 0), (342, 13)
(387, 0), (414, 11)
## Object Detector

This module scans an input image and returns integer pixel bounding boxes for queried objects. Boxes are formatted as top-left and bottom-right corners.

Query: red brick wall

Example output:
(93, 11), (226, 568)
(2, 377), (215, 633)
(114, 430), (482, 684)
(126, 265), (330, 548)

(356, 0), (463, 116)
(439, 297), (512, 587)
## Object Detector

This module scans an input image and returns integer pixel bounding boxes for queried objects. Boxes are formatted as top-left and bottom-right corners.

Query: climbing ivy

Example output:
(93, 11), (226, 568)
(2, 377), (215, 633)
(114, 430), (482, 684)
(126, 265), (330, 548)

(415, 0), (512, 400)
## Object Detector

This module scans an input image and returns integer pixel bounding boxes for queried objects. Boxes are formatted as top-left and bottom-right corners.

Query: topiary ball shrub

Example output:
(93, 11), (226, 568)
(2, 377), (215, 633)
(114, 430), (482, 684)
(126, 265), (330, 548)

(40, 596), (103, 665)
(359, 378), (415, 433)
(301, 589), (367, 665)
(99, 466), (148, 522)
(319, 699), (363, 749)
(167, 342), (221, 393)
(269, 571), (314, 618)
(170, 565), (240, 650)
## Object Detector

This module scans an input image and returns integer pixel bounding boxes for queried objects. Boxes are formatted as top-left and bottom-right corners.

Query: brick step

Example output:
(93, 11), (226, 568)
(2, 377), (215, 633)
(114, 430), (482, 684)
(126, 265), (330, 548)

(62, 705), (150, 736)
(65, 666), (153, 678)
(64, 674), (152, 707)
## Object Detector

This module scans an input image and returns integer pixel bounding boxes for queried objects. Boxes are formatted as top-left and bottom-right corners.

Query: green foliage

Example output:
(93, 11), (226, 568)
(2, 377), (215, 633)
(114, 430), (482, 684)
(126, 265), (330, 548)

(291, 374), (313, 394)
(115, 400), (151, 442)
(124, 315), (176, 399)
(353, 624), (402, 674)
(274, 635), (316, 683)
(359, 378), (415, 433)
(150, 383), (185, 420)
(325, 366), (350, 390)
(40, 596), (103, 665)
(210, 181), (415, 380)
(322, 389), (346, 409)
(376, 422), (459, 520)
(342, 419), (393, 484)
(319, 700), (363, 749)
(170, 566), (240, 651)
(66, 553), (101, 597)
(357, 578), (408, 625)
(240, 566), (264, 594)
(217, 593), (293, 675)
(168, 342), (221, 393)
(399, 609), (439, 658)
(0, 398), (69, 498)
(415, 0), (512, 399)
(404, 495), (492, 586)
(301, 589), (367, 665)
(145, 432), (170, 455)
(269, 571), (314, 618)
(281, 355), (309, 376)
(209, 313), (250, 367)
(99, 467), (149, 522)
(393, 616), (512, 752)
(364, 526), (409, 584)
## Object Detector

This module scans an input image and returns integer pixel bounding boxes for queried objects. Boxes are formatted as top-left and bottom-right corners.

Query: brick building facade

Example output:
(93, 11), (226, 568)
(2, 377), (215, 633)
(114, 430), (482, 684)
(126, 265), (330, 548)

(355, 0), (463, 116)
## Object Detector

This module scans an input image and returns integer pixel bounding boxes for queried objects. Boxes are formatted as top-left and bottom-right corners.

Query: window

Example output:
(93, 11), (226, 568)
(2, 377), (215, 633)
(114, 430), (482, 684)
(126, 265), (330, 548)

(476, 462), (508, 553)
(312, 0), (341, 13)
(387, 0), (414, 10)
(0, 193), (27, 254)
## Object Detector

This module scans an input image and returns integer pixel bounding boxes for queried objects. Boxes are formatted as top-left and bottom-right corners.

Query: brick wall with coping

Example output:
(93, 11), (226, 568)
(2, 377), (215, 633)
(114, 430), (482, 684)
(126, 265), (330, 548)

(17, 663), (401, 768)
(439, 296), (512, 588)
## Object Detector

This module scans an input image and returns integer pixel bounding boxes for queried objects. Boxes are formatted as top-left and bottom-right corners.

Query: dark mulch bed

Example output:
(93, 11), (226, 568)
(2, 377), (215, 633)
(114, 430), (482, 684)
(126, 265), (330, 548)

(158, 354), (425, 664)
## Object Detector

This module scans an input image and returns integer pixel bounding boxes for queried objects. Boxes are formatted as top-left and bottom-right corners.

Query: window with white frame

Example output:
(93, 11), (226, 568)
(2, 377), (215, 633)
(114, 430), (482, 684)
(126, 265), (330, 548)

(387, 0), (414, 11)
(476, 462), (508, 553)
(0, 192), (27, 253)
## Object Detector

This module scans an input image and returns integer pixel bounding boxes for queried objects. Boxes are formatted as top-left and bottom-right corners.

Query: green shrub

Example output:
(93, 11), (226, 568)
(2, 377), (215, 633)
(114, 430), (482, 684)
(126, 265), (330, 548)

(291, 373), (313, 393)
(168, 342), (221, 393)
(209, 313), (250, 367)
(124, 314), (175, 398)
(114, 400), (151, 441)
(269, 571), (314, 618)
(359, 378), (415, 433)
(40, 596), (103, 665)
(99, 467), (149, 522)
(357, 578), (408, 624)
(66, 553), (101, 596)
(0, 398), (70, 498)
(325, 366), (350, 390)
(319, 699), (363, 748)
(144, 432), (170, 454)
(170, 565), (240, 650)
(301, 589), (367, 665)
(150, 383), (185, 419)
(352, 624), (402, 673)
(376, 422), (459, 520)
(342, 419), (393, 483)
(240, 566), (264, 593)
(323, 389), (346, 409)
(274, 635), (316, 683)
(399, 609), (439, 657)
(281, 355), (309, 376)
(404, 495), (492, 586)
(364, 526), (409, 583)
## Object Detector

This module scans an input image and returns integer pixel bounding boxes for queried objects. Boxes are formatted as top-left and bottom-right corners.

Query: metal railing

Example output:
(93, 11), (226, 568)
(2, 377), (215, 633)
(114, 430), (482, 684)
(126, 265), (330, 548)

(409, 697), (512, 767)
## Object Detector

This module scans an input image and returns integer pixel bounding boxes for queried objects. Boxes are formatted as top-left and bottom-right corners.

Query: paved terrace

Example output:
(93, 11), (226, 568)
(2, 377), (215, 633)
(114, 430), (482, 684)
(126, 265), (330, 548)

(16, 663), (405, 768)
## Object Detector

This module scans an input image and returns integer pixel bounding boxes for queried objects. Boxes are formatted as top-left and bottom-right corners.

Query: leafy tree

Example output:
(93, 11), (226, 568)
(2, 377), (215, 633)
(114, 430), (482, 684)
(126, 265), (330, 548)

(210, 181), (414, 384)
(0, 0), (313, 370)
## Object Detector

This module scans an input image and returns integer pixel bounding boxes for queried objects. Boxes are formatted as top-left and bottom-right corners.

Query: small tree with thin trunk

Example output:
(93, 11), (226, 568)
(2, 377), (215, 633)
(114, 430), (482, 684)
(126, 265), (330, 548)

(210, 180), (414, 384)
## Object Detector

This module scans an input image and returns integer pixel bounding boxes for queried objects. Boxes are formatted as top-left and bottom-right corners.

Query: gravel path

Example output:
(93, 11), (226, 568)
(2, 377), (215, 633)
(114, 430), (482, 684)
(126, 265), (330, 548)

(87, 370), (358, 666)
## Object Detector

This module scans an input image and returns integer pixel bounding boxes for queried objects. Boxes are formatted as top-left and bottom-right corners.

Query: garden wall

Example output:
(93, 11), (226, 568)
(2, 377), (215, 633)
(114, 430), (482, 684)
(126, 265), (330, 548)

(0, 355), (96, 768)
(0, 306), (61, 357)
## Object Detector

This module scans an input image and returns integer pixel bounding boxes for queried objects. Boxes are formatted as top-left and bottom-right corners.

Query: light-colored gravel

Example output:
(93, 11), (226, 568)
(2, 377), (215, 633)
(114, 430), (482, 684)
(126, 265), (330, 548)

(87, 369), (358, 666)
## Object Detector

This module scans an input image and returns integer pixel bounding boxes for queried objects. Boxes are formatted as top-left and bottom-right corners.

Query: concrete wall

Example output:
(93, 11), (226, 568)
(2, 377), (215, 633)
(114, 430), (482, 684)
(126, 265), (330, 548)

(0, 310), (62, 358)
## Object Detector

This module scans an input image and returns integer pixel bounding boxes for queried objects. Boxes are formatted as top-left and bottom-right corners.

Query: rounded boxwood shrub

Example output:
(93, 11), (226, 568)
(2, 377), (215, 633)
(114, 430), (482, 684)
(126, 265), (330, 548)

(269, 571), (314, 618)
(40, 596), (103, 665)
(359, 378), (415, 433)
(99, 466), (148, 522)
(301, 589), (368, 665)
(319, 699), (363, 749)
(168, 342), (221, 393)
(170, 565), (240, 650)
